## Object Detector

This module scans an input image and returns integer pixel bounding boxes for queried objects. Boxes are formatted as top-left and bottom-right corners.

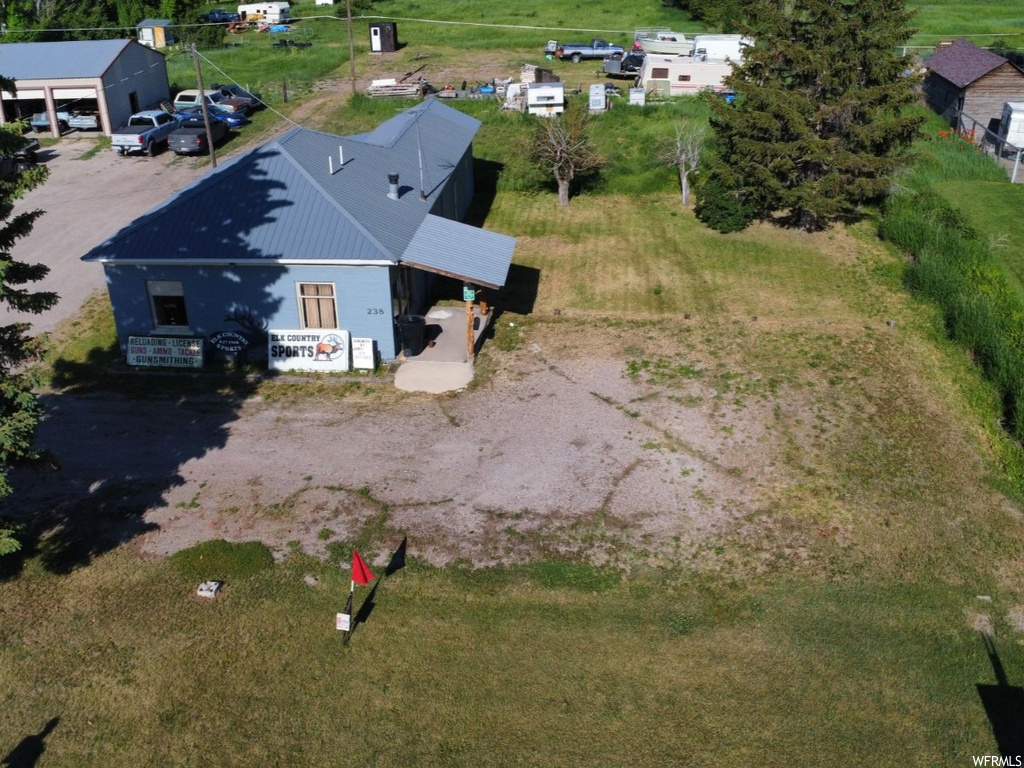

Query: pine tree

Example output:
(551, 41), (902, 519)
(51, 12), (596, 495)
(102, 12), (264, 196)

(700, 0), (923, 232)
(0, 78), (56, 518)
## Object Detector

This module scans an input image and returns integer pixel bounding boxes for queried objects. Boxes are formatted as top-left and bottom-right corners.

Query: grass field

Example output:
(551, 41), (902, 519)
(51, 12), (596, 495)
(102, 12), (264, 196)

(8, 3), (1024, 764)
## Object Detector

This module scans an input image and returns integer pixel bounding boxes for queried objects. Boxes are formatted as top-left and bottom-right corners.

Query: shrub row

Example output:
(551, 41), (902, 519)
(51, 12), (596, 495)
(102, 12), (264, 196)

(881, 188), (1024, 441)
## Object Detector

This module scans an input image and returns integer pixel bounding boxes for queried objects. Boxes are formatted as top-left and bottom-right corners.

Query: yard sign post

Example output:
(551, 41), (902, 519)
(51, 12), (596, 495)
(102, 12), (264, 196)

(340, 549), (375, 645)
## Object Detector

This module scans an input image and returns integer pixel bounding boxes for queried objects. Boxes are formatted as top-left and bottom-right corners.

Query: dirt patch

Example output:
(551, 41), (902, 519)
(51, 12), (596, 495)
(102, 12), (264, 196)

(9, 320), (842, 573)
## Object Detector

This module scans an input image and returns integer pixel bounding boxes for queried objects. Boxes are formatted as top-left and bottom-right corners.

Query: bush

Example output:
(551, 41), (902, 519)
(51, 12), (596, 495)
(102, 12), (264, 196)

(695, 165), (755, 233)
(169, 540), (274, 580)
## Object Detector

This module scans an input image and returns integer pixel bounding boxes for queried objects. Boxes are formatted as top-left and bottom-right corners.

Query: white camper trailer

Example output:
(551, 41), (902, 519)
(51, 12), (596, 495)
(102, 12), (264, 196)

(999, 102), (1024, 150)
(237, 1), (290, 23)
(640, 55), (733, 97)
(691, 34), (752, 63)
(527, 82), (565, 116)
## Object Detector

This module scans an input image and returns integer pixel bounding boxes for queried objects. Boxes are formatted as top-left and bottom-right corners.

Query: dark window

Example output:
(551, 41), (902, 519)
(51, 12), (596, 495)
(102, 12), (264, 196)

(299, 283), (337, 328)
(129, 91), (140, 113)
(678, 75), (691, 82)
(147, 280), (189, 328)
(652, 68), (669, 79)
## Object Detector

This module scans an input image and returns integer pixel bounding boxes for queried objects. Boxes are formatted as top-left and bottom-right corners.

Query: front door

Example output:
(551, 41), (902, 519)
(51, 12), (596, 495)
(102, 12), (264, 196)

(370, 27), (381, 52)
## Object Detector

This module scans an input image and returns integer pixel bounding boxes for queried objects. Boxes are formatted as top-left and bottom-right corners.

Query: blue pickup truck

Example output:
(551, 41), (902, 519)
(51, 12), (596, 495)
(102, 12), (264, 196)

(548, 38), (625, 64)
(110, 110), (182, 156)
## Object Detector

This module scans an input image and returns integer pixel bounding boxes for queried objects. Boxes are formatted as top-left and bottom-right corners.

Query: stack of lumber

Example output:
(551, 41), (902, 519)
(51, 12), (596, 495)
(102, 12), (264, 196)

(367, 78), (424, 98)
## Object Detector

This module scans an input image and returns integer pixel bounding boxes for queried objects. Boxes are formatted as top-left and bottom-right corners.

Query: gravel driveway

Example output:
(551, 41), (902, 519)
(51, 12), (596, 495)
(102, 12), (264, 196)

(7, 137), (207, 336)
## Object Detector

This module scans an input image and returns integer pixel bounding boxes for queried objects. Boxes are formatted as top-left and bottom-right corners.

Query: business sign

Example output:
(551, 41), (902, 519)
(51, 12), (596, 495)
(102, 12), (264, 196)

(268, 329), (351, 372)
(208, 330), (249, 354)
(127, 336), (204, 368)
(351, 337), (376, 370)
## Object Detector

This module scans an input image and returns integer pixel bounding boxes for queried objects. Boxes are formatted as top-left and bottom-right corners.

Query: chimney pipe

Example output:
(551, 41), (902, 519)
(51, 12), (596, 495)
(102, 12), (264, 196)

(387, 172), (399, 200)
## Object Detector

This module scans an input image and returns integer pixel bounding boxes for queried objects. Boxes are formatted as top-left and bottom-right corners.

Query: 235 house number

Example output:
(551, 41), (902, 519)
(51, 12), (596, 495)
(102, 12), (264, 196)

(366, 308), (385, 315)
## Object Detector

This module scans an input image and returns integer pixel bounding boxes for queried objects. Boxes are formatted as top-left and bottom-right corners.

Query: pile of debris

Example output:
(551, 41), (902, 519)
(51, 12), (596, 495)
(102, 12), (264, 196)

(367, 77), (430, 98)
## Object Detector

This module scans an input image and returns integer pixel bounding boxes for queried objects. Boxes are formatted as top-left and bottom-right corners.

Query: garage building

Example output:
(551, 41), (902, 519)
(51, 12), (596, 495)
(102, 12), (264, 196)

(0, 39), (170, 138)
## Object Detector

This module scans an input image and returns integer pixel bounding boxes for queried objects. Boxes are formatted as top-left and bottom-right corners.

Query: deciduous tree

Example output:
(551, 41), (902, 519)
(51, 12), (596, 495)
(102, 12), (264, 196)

(525, 108), (602, 207)
(699, 0), (923, 232)
(659, 121), (707, 207)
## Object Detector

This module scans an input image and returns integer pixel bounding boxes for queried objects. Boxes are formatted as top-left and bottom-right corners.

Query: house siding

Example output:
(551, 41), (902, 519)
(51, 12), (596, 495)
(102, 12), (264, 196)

(925, 63), (1024, 127)
(104, 262), (399, 360)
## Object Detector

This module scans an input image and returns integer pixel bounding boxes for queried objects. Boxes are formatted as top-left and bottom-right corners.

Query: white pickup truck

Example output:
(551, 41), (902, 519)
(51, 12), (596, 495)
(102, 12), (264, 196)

(110, 110), (182, 156)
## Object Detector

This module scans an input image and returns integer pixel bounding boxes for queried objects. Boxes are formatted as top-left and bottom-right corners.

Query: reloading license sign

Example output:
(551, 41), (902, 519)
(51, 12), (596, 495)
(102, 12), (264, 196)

(267, 329), (351, 372)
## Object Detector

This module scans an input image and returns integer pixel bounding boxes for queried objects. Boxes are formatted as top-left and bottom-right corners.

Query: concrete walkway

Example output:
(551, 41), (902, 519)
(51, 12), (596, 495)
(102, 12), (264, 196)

(394, 305), (490, 393)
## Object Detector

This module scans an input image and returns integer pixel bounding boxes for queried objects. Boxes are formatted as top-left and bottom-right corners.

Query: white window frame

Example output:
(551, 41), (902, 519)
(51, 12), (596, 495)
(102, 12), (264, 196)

(297, 282), (338, 329)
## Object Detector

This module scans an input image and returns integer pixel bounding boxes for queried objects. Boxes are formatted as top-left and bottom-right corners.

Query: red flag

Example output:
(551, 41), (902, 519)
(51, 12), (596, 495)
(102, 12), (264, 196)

(351, 549), (375, 586)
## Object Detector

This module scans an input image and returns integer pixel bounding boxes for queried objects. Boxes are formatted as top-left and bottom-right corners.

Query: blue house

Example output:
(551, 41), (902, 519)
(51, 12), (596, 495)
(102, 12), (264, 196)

(82, 99), (516, 367)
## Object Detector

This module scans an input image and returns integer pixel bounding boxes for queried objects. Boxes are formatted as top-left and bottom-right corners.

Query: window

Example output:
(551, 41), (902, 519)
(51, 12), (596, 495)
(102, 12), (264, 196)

(298, 283), (337, 328)
(678, 75), (691, 82)
(147, 280), (189, 330)
(652, 67), (669, 79)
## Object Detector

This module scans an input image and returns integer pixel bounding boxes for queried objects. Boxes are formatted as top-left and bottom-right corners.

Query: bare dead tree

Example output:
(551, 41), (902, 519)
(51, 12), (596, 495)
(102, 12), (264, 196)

(659, 122), (707, 207)
(527, 108), (601, 207)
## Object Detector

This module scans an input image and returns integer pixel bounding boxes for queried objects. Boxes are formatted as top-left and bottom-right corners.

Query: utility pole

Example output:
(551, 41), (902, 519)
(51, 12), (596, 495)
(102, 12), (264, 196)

(346, 0), (356, 94)
(191, 44), (218, 169)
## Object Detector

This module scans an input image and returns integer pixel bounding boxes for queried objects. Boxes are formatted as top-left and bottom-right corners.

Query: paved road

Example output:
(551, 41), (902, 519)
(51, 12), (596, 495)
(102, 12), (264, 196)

(5, 136), (206, 337)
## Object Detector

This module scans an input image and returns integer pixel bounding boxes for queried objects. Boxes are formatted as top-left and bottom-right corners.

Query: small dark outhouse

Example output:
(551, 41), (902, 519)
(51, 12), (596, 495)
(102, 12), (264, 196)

(369, 22), (398, 53)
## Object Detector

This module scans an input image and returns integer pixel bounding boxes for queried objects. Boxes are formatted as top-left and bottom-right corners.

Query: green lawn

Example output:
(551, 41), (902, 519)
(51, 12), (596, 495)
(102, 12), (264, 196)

(936, 181), (1024, 299)
(0, 548), (1016, 766)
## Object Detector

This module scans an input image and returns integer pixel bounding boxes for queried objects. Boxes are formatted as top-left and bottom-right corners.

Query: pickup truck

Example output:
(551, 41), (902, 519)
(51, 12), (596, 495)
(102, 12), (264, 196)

(201, 8), (239, 22)
(68, 112), (99, 130)
(168, 115), (228, 155)
(551, 39), (625, 64)
(111, 110), (182, 156)
(30, 111), (70, 132)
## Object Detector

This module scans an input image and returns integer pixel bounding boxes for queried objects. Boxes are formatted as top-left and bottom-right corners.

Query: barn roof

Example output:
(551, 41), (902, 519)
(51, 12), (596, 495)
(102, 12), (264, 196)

(0, 39), (143, 81)
(82, 98), (515, 288)
(924, 39), (1013, 88)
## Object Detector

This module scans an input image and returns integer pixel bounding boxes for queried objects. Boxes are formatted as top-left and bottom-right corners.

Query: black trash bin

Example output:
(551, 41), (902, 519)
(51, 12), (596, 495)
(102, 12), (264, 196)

(398, 314), (426, 357)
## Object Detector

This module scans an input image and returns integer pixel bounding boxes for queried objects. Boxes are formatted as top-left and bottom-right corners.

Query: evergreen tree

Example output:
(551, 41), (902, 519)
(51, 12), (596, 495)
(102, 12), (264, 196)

(0, 80), (56, 543)
(700, 0), (923, 232)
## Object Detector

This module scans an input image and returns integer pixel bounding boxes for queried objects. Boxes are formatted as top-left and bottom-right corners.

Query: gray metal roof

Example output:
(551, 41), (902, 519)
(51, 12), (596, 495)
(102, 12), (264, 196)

(83, 99), (515, 287)
(137, 19), (172, 27)
(0, 39), (138, 80)
(403, 215), (514, 289)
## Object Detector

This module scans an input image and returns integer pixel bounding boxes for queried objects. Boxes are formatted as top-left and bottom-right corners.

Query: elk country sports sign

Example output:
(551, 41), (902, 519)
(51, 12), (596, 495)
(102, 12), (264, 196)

(268, 329), (351, 372)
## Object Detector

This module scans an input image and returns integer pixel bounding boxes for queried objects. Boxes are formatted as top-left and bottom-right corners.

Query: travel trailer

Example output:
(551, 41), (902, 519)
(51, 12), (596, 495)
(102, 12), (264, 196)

(639, 54), (733, 96)
(237, 2), (290, 23)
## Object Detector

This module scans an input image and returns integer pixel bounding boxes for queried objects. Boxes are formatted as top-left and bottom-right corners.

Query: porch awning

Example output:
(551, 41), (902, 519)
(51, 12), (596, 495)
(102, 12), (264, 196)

(401, 214), (515, 289)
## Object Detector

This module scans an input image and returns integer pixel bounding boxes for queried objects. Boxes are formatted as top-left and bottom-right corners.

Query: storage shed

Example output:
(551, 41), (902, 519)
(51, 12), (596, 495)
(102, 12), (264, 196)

(136, 19), (175, 49)
(0, 39), (170, 137)
(369, 22), (399, 53)
(924, 39), (1024, 128)
(81, 99), (516, 368)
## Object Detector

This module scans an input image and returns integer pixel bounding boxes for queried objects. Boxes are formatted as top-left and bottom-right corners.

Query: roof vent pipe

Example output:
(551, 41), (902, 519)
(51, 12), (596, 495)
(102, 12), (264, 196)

(388, 172), (400, 200)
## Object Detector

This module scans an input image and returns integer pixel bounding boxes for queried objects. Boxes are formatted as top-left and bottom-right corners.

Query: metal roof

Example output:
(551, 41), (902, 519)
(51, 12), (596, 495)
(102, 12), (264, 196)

(83, 99), (515, 287)
(137, 19), (172, 27)
(403, 215), (515, 289)
(925, 39), (1013, 89)
(0, 39), (139, 80)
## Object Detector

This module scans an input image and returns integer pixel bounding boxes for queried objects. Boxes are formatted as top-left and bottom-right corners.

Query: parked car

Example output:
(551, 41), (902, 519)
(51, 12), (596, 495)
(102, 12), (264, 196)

(168, 116), (229, 155)
(0, 135), (40, 179)
(173, 89), (251, 116)
(110, 110), (182, 156)
(210, 83), (263, 111)
(603, 52), (645, 78)
(553, 39), (625, 64)
(29, 111), (71, 132)
(201, 8), (239, 22)
(179, 104), (250, 128)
